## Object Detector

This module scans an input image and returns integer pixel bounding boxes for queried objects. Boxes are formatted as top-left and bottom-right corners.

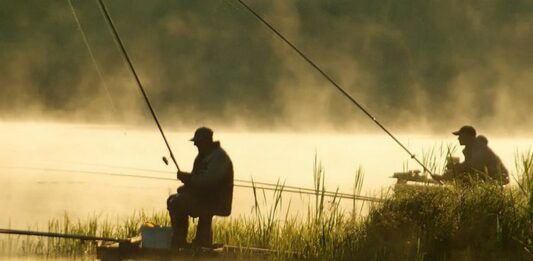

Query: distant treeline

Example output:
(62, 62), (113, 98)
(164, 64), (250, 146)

(1, 0), (532, 132)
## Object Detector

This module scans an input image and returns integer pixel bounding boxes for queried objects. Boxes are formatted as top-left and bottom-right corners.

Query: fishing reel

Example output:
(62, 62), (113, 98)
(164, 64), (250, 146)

(392, 169), (440, 185)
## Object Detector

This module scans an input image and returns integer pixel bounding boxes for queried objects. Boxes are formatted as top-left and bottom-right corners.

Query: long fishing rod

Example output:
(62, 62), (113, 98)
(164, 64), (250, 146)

(95, 0), (180, 172)
(2, 166), (383, 202)
(235, 0), (441, 184)
(0, 228), (128, 243)
(58, 162), (365, 197)
(0, 228), (300, 257)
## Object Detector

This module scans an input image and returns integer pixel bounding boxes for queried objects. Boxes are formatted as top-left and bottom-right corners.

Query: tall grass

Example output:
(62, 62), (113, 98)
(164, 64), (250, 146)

(2, 151), (533, 260)
(216, 155), (364, 259)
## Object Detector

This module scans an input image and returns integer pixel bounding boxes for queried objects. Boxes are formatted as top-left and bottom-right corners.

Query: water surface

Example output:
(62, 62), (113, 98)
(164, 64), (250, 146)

(1, 122), (531, 228)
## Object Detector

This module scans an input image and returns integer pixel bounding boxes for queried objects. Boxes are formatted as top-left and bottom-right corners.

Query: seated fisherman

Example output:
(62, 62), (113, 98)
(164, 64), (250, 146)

(435, 125), (509, 185)
(167, 127), (234, 248)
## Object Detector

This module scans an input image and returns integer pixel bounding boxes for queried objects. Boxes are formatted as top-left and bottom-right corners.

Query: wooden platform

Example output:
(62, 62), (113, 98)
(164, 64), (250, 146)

(97, 240), (223, 261)
(96, 239), (296, 260)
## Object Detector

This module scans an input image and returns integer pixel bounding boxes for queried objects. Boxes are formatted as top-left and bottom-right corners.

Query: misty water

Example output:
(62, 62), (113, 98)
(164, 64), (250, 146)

(0, 121), (531, 229)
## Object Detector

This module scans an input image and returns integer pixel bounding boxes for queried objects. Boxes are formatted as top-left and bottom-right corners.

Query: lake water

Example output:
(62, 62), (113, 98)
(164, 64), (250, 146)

(0, 121), (531, 228)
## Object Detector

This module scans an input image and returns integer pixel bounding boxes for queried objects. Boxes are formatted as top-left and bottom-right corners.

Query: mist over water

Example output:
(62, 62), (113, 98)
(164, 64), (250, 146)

(0, 1), (532, 133)
(0, 122), (532, 229)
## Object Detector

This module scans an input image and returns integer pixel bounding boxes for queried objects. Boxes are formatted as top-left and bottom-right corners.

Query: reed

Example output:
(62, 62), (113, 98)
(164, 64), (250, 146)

(2, 151), (533, 260)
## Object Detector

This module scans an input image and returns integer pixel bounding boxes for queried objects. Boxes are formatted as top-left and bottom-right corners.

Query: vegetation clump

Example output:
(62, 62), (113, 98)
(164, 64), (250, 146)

(352, 151), (533, 260)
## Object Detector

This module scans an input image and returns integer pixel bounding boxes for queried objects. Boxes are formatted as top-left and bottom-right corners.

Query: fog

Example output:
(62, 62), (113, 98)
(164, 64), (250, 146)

(0, 0), (531, 134)
(0, 121), (531, 229)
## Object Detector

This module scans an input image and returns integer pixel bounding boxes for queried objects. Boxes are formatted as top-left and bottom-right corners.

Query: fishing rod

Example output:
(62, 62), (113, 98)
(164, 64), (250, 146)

(95, 0), (180, 172)
(2, 166), (383, 202)
(0, 228), (128, 243)
(238, 183), (382, 202)
(234, 0), (442, 185)
(0, 228), (301, 257)
(55, 162), (367, 197)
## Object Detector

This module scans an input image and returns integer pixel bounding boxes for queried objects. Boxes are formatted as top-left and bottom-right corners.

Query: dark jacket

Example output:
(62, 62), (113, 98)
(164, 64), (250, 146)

(451, 139), (509, 185)
(187, 142), (234, 216)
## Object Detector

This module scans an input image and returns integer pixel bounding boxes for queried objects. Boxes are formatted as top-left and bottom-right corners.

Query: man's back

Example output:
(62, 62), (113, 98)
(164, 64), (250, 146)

(189, 142), (234, 216)
(463, 138), (509, 184)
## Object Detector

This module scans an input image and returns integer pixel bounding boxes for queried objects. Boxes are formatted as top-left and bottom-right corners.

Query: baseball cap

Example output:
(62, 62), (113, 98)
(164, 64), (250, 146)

(189, 127), (213, 142)
(452, 125), (476, 137)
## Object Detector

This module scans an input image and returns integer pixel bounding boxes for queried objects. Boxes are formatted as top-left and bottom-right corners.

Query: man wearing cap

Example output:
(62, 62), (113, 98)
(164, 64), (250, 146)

(167, 127), (234, 248)
(435, 125), (509, 185)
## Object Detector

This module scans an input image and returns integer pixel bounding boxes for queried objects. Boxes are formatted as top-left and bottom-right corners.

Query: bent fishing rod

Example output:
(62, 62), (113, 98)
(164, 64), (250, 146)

(96, 0), (180, 172)
(235, 0), (442, 184)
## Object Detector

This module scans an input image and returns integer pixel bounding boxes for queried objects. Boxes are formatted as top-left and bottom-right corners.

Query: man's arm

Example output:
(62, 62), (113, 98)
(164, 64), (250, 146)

(442, 160), (466, 180)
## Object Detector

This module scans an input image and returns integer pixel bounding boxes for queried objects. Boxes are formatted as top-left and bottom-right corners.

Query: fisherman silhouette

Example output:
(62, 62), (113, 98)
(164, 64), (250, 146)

(167, 127), (234, 248)
(435, 126), (509, 185)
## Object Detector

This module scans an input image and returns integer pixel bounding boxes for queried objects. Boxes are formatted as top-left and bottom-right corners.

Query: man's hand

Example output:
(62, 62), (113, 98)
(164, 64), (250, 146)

(177, 171), (191, 184)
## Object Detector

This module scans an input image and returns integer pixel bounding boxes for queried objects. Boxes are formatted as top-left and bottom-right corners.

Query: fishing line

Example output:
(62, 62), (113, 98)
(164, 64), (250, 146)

(67, 0), (120, 119)
(234, 0), (441, 183)
(35, 160), (370, 198)
(95, 0), (180, 172)
(68, 0), (132, 141)
(1, 166), (382, 202)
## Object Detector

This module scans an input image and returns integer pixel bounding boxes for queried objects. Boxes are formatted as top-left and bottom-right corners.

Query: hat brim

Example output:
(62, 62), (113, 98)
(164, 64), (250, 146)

(189, 137), (195, 141)
(452, 131), (461, 135)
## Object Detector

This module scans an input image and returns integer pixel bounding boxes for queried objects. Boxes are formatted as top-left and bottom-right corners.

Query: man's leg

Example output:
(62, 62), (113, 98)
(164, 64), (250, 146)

(167, 194), (189, 247)
(194, 214), (213, 247)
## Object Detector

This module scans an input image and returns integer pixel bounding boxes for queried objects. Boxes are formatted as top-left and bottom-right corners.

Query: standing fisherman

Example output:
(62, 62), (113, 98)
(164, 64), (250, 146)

(167, 127), (234, 248)
(435, 125), (509, 185)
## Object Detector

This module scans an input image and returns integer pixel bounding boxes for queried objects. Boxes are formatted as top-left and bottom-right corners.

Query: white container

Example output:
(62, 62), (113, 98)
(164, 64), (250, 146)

(140, 225), (173, 249)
